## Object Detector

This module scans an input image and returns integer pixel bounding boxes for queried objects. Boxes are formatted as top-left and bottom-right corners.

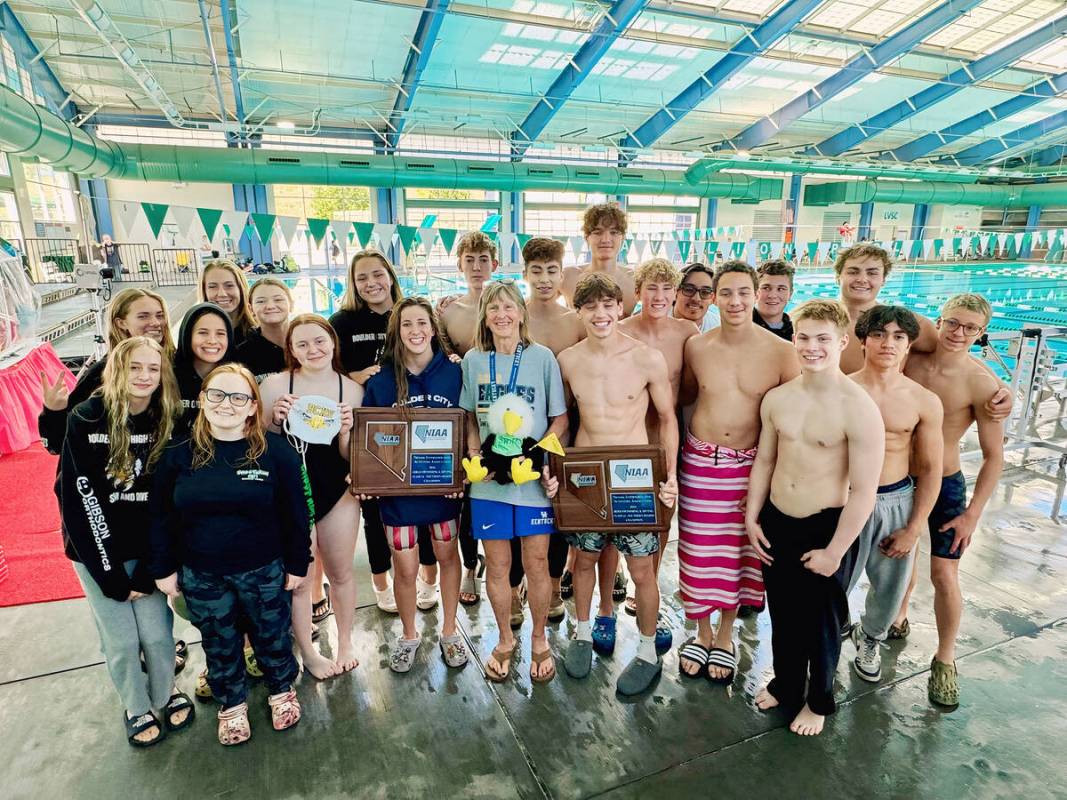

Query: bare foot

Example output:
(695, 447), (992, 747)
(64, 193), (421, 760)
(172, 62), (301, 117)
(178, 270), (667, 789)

(789, 704), (825, 736)
(303, 652), (342, 680)
(755, 686), (779, 710)
(336, 638), (360, 672)
(680, 636), (713, 676)
(707, 625), (734, 681)
(459, 569), (478, 604)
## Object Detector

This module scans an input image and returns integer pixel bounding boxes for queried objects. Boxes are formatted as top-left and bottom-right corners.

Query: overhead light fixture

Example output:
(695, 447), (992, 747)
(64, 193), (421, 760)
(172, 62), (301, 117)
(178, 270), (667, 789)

(278, 120), (295, 130)
(736, 149), (751, 160)
(987, 166), (1001, 175)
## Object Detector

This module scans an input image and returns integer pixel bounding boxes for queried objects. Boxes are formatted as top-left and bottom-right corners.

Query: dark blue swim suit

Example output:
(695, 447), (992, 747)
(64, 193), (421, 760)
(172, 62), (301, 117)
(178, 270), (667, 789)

(929, 471), (968, 560)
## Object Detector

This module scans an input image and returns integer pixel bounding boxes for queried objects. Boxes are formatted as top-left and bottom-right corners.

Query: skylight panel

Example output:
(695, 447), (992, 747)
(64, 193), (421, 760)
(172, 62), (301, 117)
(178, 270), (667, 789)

(810, 2), (867, 28)
(849, 10), (905, 35)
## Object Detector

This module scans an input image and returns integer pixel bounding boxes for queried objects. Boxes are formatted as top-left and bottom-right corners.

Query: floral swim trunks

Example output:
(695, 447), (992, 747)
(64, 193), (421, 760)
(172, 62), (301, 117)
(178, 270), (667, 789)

(565, 531), (660, 557)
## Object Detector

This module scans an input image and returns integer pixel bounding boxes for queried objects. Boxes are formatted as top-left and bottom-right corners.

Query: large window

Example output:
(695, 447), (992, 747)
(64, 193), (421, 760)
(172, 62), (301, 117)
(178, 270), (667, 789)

(523, 192), (608, 266)
(270, 184), (373, 269)
(404, 188), (501, 270)
(0, 191), (22, 246)
(97, 125), (227, 148)
(23, 163), (78, 225)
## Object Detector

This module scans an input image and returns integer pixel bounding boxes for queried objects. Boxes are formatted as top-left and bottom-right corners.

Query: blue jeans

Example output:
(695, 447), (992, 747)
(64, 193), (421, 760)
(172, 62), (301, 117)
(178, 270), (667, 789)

(74, 560), (174, 717)
(180, 559), (298, 708)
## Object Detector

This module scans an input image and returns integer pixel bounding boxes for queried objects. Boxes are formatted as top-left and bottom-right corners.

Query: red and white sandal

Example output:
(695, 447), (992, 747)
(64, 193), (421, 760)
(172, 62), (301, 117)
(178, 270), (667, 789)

(217, 703), (251, 746)
(268, 689), (301, 731)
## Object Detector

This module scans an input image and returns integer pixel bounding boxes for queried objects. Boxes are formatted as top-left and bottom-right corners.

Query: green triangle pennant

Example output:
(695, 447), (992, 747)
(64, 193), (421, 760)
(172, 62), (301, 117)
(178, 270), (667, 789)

(677, 240), (692, 262)
(933, 238), (944, 257)
(141, 202), (170, 238)
(649, 238), (662, 255)
(348, 231), (355, 243)
(306, 218), (329, 247)
(196, 207), (223, 241)
(759, 241), (772, 260)
(250, 213), (277, 244)
(439, 228), (458, 255)
(516, 233), (532, 250)
(396, 224), (419, 255)
(730, 241), (745, 259)
(353, 222), (374, 249)
(806, 241), (819, 262)
(704, 240), (719, 258)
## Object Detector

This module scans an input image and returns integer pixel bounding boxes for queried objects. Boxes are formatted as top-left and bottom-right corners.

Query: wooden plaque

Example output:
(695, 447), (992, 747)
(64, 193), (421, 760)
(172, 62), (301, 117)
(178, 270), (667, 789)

(550, 445), (670, 532)
(351, 408), (467, 496)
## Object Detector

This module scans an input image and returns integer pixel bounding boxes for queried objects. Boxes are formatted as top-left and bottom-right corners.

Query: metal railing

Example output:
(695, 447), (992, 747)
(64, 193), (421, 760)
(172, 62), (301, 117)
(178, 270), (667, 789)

(25, 238), (80, 283)
(151, 248), (199, 286)
(95, 242), (153, 280)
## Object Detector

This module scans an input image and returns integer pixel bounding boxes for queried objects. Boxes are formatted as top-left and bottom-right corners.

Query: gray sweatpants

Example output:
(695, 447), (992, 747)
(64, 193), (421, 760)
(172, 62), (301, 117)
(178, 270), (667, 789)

(846, 482), (916, 642)
(74, 560), (174, 717)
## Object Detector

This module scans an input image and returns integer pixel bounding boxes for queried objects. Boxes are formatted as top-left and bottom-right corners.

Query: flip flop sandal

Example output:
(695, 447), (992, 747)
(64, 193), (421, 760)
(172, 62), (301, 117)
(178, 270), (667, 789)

(124, 710), (164, 748)
(887, 618), (910, 640)
(194, 668), (213, 702)
(389, 638), (422, 674)
(268, 689), (301, 731)
(678, 638), (711, 679)
(174, 640), (188, 675)
(217, 703), (251, 746)
(244, 646), (263, 679)
(485, 642), (517, 683)
(440, 634), (469, 668)
(706, 645), (737, 685)
(530, 648), (556, 684)
(311, 594), (333, 624)
(459, 569), (481, 606)
(623, 596), (638, 616)
(163, 691), (196, 733)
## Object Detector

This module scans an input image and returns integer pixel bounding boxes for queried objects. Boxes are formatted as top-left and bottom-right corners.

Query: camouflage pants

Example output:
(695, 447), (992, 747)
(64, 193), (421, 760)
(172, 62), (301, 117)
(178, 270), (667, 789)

(181, 560), (298, 708)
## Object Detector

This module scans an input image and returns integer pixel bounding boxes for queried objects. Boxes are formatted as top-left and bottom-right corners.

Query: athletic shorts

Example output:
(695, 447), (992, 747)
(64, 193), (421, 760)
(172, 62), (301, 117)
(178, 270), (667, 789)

(566, 531), (659, 558)
(929, 471), (968, 560)
(470, 499), (556, 540)
(386, 520), (458, 551)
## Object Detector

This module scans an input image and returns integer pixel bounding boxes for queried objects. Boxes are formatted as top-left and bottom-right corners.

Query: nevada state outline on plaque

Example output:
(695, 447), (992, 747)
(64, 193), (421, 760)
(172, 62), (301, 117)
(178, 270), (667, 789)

(563, 461), (608, 520)
(365, 422), (409, 482)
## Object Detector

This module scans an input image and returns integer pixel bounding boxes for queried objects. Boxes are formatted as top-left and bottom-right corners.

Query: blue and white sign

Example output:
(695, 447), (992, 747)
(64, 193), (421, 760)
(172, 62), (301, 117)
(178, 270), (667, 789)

(410, 453), (453, 485)
(411, 420), (453, 450)
(609, 458), (654, 490)
(610, 492), (658, 527)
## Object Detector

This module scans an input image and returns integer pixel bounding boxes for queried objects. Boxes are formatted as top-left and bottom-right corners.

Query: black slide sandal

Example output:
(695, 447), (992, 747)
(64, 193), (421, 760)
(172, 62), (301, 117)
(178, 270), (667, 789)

(163, 692), (196, 733)
(705, 645), (737, 685)
(678, 638), (711, 679)
(125, 711), (164, 748)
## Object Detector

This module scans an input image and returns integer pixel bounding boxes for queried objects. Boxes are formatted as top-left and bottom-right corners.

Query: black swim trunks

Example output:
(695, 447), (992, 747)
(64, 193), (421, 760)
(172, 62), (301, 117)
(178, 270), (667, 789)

(929, 471), (968, 560)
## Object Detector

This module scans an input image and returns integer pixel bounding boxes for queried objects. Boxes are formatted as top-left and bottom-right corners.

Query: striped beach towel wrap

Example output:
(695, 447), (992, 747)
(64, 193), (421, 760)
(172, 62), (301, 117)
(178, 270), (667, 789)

(678, 432), (763, 620)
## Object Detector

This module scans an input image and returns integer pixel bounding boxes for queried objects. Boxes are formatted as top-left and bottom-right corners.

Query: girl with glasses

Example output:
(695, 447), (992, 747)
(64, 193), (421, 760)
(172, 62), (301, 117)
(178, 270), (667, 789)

(150, 364), (313, 746)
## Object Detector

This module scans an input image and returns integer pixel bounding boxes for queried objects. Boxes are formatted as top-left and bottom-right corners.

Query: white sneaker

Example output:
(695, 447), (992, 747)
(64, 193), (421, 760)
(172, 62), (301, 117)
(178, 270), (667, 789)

(850, 623), (882, 682)
(374, 582), (398, 614)
(416, 575), (439, 611)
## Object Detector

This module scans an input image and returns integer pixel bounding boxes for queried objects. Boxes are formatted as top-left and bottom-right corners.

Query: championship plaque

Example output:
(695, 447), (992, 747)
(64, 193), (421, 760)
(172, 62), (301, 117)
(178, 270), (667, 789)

(351, 408), (466, 496)
(550, 445), (670, 532)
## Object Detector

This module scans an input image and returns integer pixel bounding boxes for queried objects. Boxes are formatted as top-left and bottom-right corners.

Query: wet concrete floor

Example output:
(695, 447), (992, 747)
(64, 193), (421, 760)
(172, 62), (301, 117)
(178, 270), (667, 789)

(2, 447), (1065, 799)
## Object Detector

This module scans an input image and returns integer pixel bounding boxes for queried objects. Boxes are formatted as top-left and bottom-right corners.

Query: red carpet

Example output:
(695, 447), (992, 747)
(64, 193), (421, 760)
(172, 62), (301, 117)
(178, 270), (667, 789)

(0, 441), (84, 607)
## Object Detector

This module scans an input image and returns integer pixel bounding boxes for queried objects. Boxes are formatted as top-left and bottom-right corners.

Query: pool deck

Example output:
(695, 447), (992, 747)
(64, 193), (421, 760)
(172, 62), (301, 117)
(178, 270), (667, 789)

(2, 438), (1065, 799)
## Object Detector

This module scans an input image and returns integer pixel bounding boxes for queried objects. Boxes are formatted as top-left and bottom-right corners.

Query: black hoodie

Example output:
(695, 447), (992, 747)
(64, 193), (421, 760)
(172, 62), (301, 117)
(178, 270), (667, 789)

(59, 395), (160, 600)
(173, 303), (235, 430)
(38, 357), (108, 456)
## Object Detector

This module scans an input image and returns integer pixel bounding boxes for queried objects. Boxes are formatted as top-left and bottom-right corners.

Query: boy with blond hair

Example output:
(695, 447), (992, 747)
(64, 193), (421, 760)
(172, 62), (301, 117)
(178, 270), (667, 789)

(745, 299), (884, 736)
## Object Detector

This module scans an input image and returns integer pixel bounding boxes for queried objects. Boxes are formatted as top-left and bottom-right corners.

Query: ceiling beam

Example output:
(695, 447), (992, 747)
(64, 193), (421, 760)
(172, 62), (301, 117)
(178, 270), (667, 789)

(805, 13), (1067, 158)
(511, 0), (652, 159)
(385, 0), (451, 152)
(936, 108), (1067, 166)
(884, 69), (1067, 162)
(724, 0), (985, 153)
(618, 0), (824, 157)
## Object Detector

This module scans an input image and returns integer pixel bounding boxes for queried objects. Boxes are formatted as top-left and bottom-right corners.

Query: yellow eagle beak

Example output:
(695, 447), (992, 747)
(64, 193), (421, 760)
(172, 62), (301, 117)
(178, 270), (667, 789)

(503, 410), (523, 436)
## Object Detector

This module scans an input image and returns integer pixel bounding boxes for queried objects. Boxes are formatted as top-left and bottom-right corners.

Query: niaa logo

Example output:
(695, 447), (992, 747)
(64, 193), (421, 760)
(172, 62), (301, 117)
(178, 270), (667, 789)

(374, 432), (401, 446)
(614, 464), (649, 483)
(570, 473), (597, 488)
(414, 424), (449, 443)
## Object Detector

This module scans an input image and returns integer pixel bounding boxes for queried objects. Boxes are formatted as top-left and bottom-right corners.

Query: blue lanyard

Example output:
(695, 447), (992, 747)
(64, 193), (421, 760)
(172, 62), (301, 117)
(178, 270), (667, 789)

(488, 344), (523, 403)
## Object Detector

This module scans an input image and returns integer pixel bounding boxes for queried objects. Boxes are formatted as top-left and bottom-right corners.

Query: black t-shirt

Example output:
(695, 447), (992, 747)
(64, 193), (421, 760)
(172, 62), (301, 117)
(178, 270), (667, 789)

(235, 328), (286, 383)
(148, 433), (314, 578)
(753, 309), (793, 341)
(329, 305), (391, 373)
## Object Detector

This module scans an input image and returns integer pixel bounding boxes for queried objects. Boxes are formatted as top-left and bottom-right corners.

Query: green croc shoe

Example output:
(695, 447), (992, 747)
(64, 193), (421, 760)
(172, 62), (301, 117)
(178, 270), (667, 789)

(928, 657), (959, 709)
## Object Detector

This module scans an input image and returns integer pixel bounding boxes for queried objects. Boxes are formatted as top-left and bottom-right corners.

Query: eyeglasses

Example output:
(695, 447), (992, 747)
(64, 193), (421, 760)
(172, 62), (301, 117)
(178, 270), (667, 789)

(679, 283), (714, 300)
(204, 388), (252, 407)
(940, 318), (984, 337)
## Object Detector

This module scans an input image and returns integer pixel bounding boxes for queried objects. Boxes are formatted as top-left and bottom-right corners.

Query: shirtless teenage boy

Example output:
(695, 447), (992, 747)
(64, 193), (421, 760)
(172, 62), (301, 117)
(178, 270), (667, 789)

(617, 258), (695, 639)
(900, 293), (1004, 709)
(561, 203), (637, 318)
(746, 299), (884, 736)
(846, 305), (943, 684)
(523, 237), (586, 356)
(550, 273), (679, 696)
(438, 231), (497, 605)
(677, 261), (799, 683)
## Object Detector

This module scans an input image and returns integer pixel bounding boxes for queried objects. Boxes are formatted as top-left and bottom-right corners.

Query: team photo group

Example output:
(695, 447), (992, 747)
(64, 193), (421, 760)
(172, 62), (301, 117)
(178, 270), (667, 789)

(42, 201), (1009, 749)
